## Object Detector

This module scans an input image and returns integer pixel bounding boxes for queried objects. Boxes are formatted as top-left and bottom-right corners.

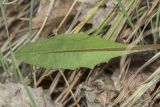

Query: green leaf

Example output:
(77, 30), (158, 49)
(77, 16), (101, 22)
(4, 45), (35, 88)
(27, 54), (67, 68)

(15, 32), (129, 70)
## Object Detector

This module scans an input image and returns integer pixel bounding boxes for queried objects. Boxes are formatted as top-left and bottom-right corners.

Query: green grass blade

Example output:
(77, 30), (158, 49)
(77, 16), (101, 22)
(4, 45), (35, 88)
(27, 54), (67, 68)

(0, 1), (37, 107)
(117, 0), (134, 29)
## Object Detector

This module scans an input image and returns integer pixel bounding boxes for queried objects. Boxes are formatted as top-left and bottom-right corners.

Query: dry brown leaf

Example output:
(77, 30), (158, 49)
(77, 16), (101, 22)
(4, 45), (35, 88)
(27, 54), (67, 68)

(96, 90), (117, 105)
(120, 67), (153, 92)
(85, 71), (117, 106)
(32, 0), (76, 35)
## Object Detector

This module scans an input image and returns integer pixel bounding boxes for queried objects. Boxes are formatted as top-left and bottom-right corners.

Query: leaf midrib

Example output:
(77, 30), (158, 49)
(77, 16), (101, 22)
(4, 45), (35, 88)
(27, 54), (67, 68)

(17, 44), (160, 55)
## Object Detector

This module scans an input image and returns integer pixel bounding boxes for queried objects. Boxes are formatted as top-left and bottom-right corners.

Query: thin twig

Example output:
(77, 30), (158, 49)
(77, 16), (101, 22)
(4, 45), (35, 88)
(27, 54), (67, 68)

(59, 69), (80, 107)
(3, 0), (18, 5)
(56, 0), (78, 33)
(31, 0), (55, 42)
